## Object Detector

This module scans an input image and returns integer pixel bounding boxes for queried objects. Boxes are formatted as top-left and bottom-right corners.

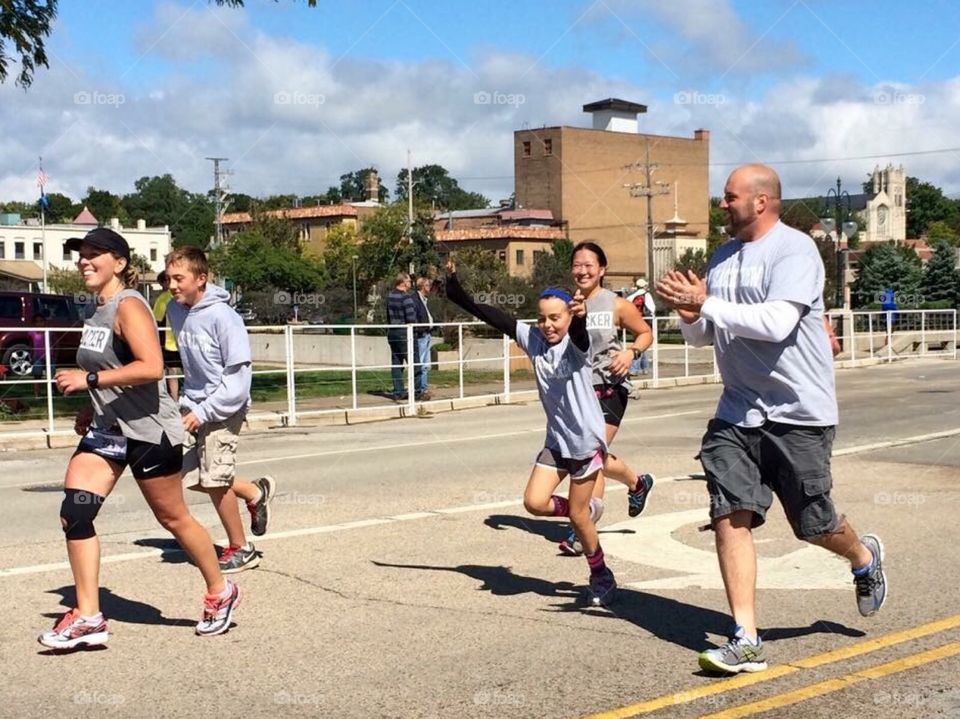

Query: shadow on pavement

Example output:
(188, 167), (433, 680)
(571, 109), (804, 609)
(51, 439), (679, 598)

(42, 586), (194, 629)
(132, 537), (190, 564)
(372, 561), (865, 654)
(484, 514), (635, 546)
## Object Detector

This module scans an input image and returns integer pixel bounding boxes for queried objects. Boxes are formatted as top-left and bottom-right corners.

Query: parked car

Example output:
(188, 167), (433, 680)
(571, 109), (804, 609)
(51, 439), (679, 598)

(0, 292), (85, 377)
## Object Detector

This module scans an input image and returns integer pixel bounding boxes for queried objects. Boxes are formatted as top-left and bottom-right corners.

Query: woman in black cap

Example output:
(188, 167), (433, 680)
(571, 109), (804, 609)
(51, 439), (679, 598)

(38, 228), (241, 650)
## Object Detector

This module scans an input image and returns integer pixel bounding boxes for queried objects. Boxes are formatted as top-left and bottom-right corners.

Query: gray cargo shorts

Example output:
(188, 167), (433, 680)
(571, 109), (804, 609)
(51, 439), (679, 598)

(699, 419), (841, 539)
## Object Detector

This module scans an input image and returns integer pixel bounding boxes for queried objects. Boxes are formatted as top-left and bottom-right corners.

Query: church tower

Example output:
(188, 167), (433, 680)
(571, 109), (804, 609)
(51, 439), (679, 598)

(865, 164), (906, 243)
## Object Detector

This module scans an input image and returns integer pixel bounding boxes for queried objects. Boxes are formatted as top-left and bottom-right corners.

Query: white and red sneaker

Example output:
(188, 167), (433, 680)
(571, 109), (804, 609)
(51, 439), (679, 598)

(195, 580), (242, 637)
(38, 609), (109, 650)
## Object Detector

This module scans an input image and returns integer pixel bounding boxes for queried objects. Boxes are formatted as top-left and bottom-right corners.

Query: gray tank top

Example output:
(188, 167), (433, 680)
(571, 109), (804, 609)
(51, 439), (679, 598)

(76, 289), (184, 446)
(585, 288), (630, 388)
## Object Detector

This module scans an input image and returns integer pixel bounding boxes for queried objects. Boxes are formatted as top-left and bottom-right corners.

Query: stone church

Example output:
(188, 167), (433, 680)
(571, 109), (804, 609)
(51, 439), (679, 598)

(863, 164), (907, 243)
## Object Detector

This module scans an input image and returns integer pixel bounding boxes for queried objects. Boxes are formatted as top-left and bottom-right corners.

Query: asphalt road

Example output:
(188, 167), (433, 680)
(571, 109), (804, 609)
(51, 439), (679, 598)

(1, 359), (959, 719)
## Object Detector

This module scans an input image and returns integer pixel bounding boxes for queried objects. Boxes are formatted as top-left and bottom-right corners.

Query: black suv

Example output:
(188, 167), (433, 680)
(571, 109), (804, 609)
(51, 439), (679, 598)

(0, 292), (85, 377)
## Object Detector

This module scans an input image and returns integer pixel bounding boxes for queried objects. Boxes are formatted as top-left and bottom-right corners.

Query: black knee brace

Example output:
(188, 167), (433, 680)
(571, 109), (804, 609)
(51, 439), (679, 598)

(60, 489), (105, 540)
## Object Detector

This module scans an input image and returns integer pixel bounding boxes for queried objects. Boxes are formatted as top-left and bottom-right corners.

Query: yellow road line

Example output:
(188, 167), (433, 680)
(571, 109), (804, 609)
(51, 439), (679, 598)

(699, 641), (960, 719)
(581, 614), (960, 719)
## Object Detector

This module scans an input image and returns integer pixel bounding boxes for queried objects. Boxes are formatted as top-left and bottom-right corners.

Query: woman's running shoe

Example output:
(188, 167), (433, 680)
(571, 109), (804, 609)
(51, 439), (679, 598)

(38, 609), (109, 650)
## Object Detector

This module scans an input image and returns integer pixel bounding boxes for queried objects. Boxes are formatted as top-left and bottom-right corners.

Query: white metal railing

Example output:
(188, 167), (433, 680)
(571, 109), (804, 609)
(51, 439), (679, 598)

(0, 309), (954, 437)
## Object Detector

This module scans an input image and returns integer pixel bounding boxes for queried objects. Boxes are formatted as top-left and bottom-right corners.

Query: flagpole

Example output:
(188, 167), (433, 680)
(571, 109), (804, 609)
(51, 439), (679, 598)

(38, 156), (48, 293)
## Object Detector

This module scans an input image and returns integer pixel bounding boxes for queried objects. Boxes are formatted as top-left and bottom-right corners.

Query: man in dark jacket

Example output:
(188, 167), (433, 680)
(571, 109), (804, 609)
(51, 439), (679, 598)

(386, 272), (417, 399)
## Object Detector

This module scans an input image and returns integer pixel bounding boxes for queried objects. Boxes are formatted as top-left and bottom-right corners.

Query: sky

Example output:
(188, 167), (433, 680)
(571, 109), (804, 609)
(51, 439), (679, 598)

(3, 0), (960, 207)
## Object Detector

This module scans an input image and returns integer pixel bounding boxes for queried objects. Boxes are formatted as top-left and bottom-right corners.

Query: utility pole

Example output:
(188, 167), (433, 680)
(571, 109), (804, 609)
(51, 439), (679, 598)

(623, 141), (670, 282)
(206, 157), (231, 248)
(406, 149), (414, 275)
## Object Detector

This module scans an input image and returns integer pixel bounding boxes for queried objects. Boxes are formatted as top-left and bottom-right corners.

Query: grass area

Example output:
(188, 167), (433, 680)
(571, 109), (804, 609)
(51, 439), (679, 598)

(0, 367), (535, 420)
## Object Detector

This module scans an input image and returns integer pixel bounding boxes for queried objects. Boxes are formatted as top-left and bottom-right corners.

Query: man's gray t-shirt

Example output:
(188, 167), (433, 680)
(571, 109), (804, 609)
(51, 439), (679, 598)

(705, 221), (838, 427)
(514, 321), (607, 460)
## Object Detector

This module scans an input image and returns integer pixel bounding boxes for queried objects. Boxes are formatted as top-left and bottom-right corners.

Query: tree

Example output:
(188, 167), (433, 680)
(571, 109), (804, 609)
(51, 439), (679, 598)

(905, 177), (959, 238)
(47, 266), (85, 295)
(921, 240), (959, 307)
(925, 220), (959, 246)
(397, 214), (440, 278)
(257, 194), (298, 211)
(675, 248), (707, 276)
(40, 192), (78, 222)
(338, 168), (388, 203)
(82, 187), (128, 226)
(122, 174), (214, 248)
(781, 198), (825, 236)
(356, 203), (408, 287)
(320, 223), (360, 287)
(396, 164), (489, 211)
(531, 238), (573, 289)
(447, 246), (509, 296)
(851, 242), (923, 309)
(1, 1), (316, 88)
(226, 193), (254, 214)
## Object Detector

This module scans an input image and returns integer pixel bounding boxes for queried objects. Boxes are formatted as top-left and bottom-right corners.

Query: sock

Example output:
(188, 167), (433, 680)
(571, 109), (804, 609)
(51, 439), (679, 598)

(734, 625), (760, 645)
(247, 487), (263, 506)
(80, 612), (103, 625)
(852, 558), (874, 576)
(550, 495), (570, 517)
(586, 546), (606, 575)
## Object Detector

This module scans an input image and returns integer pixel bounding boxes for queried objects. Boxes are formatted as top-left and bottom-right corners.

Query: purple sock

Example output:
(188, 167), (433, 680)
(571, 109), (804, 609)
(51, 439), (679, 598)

(586, 546), (606, 575)
(550, 495), (569, 517)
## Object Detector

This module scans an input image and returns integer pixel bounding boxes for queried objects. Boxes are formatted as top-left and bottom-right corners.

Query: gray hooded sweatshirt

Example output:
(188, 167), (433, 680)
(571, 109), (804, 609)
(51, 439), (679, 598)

(166, 284), (252, 424)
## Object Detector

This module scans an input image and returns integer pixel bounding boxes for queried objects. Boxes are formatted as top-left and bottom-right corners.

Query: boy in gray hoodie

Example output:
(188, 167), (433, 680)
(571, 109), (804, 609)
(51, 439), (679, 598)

(165, 247), (276, 574)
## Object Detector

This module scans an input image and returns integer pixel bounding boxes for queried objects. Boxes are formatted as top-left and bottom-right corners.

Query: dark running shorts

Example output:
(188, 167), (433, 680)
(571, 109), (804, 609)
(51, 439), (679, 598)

(594, 384), (629, 427)
(699, 419), (840, 539)
(535, 447), (606, 480)
(162, 347), (182, 369)
(76, 428), (183, 480)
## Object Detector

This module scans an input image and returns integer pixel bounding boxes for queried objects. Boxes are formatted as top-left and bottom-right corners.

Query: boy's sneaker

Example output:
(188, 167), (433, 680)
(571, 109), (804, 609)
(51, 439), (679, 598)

(38, 609), (109, 650)
(558, 526), (583, 556)
(854, 534), (887, 617)
(218, 543), (261, 574)
(628, 473), (655, 517)
(587, 567), (617, 607)
(698, 627), (767, 674)
(247, 476), (276, 537)
(195, 581), (242, 637)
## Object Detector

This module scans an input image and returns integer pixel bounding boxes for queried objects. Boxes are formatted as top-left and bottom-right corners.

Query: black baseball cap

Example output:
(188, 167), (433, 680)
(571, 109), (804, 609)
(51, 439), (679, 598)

(64, 227), (131, 261)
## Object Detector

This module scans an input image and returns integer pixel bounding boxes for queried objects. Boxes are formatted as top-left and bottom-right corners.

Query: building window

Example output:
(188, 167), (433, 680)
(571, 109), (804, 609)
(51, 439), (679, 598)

(15, 241), (24, 260)
(0, 242), (5, 259)
(498, 250), (507, 262)
(516, 249), (525, 266)
(34, 242), (43, 260)
(543, 139), (552, 155)
(150, 247), (157, 262)
(522, 141), (531, 157)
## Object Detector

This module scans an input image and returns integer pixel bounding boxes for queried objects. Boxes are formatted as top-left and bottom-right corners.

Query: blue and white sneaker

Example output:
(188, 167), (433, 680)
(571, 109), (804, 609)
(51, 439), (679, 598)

(558, 526), (582, 556)
(854, 534), (887, 617)
(628, 473), (655, 517)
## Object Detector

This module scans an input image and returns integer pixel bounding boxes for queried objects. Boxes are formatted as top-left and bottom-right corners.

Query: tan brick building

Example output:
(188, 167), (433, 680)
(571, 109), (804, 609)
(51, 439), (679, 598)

(435, 226), (565, 278)
(514, 98), (709, 286)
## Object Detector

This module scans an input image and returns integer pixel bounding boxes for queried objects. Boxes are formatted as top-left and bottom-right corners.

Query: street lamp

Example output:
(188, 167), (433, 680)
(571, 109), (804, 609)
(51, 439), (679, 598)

(351, 254), (359, 323)
(820, 178), (859, 310)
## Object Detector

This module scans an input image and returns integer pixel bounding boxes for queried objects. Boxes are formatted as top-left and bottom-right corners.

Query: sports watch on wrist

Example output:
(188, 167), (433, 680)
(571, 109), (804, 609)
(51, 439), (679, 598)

(86, 371), (100, 390)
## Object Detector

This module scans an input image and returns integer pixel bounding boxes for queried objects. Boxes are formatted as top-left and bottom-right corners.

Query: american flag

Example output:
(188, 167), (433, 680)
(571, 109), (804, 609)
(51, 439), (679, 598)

(36, 166), (48, 190)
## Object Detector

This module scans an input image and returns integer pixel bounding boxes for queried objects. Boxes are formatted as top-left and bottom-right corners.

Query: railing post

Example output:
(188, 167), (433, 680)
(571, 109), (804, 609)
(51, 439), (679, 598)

(652, 316), (660, 386)
(350, 326), (358, 410)
(502, 332), (512, 403)
(285, 325), (297, 426)
(868, 313), (874, 359)
(457, 323), (464, 399)
(886, 311), (893, 363)
(849, 312), (856, 363)
(921, 311), (926, 357)
(406, 324), (415, 413)
(44, 329), (54, 435)
(954, 310), (958, 360)
(684, 337), (689, 378)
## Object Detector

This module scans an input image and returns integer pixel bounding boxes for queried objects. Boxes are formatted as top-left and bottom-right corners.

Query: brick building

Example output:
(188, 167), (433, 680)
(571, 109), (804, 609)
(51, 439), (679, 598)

(514, 98), (710, 286)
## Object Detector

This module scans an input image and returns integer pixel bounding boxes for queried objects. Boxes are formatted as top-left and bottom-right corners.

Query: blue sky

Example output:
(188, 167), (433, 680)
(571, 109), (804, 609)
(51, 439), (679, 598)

(4, 0), (960, 202)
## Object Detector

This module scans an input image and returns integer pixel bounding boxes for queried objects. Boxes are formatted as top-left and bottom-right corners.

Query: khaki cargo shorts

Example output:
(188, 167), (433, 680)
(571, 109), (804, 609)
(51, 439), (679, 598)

(182, 410), (246, 491)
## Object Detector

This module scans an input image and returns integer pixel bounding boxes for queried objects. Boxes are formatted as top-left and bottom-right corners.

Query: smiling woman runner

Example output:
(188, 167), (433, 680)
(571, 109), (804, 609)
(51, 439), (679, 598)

(38, 228), (241, 650)
(557, 241), (656, 556)
(443, 256), (617, 606)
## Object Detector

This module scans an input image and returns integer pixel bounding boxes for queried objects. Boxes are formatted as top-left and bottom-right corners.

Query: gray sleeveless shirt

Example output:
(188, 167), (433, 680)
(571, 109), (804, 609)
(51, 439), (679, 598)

(76, 289), (184, 446)
(585, 287), (631, 388)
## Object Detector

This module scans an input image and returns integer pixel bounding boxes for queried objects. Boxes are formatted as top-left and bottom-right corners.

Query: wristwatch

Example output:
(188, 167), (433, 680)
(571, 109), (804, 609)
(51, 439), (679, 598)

(86, 371), (100, 390)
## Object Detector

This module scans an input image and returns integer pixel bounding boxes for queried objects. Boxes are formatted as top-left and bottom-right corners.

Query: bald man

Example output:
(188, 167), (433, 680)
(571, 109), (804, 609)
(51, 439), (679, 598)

(657, 164), (886, 674)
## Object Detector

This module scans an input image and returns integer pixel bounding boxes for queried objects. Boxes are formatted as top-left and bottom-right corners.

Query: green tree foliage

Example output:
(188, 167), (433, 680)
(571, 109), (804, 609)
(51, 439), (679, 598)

(905, 177), (960, 238)
(781, 198), (825, 236)
(851, 242), (923, 308)
(675, 248), (708, 276)
(397, 214), (440, 278)
(531, 239), (573, 290)
(357, 203), (408, 289)
(320, 223), (360, 287)
(921, 240), (960, 306)
(925, 220), (959, 245)
(396, 164), (489, 211)
(210, 213), (324, 296)
(82, 187), (128, 226)
(121, 174), (214, 248)
(2, 1), (316, 88)
(47, 266), (86, 295)
(42, 192), (79, 223)
(338, 168), (388, 203)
